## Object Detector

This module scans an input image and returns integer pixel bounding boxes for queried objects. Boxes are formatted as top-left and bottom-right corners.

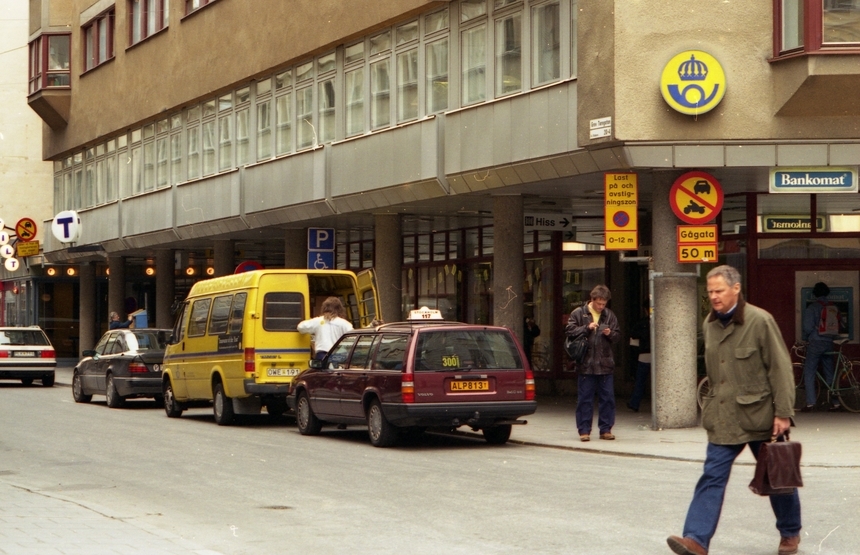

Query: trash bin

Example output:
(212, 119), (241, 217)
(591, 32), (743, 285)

(132, 312), (148, 328)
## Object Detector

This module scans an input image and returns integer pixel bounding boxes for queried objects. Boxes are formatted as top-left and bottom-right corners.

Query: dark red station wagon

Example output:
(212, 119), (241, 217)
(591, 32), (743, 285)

(286, 309), (537, 447)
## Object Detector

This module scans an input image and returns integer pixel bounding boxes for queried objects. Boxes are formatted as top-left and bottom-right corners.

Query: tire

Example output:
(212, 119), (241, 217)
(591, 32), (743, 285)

(483, 424), (512, 445)
(837, 369), (860, 413)
(367, 399), (398, 447)
(41, 374), (55, 387)
(21, 378), (34, 386)
(105, 374), (124, 408)
(163, 380), (184, 418)
(296, 392), (322, 435)
(696, 377), (710, 410)
(72, 372), (92, 403)
(213, 382), (235, 426)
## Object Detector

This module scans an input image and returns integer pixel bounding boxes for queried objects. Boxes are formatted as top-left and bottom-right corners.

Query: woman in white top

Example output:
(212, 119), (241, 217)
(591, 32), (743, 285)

(297, 296), (354, 360)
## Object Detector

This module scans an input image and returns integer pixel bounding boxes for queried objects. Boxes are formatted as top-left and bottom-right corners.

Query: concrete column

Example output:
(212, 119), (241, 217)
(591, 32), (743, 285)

(652, 171), (699, 429)
(374, 214), (403, 323)
(108, 256), (126, 320)
(78, 262), (96, 355)
(156, 250), (175, 329)
(284, 229), (306, 269)
(492, 195), (524, 339)
(213, 240), (234, 277)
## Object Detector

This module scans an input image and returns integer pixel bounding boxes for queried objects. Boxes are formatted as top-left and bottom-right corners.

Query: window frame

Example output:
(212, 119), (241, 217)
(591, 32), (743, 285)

(773, 0), (860, 58)
(28, 33), (71, 94)
(83, 9), (115, 73)
(129, 0), (169, 47)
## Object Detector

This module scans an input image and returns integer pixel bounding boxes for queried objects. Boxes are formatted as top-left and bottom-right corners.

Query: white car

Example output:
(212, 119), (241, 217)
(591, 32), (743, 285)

(0, 326), (57, 386)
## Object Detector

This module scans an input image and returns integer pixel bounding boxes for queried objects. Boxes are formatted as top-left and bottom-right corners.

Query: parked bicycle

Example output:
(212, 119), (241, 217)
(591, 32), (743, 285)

(793, 339), (860, 413)
(696, 339), (860, 412)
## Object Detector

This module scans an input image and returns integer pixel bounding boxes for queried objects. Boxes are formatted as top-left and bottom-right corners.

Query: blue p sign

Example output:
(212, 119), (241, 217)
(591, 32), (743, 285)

(308, 228), (335, 251)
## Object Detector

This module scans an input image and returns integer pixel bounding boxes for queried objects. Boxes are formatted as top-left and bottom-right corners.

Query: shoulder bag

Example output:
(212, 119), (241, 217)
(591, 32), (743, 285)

(564, 333), (589, 364)
(748, 432), (803, 496)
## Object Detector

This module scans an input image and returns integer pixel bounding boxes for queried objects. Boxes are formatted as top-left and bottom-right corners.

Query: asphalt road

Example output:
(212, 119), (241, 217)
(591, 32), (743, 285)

(1, 382), (858, 554)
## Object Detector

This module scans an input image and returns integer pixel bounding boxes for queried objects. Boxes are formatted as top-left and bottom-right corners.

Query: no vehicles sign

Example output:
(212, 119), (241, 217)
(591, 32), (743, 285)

(669, 171), (724, 225)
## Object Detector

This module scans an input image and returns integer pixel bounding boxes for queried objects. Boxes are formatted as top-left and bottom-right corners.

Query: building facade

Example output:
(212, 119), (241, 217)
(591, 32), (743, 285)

(22, 0), (860, 426)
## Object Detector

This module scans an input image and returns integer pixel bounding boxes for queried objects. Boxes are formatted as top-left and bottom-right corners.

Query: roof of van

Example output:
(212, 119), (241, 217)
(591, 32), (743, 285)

(185, 269), (360, 296)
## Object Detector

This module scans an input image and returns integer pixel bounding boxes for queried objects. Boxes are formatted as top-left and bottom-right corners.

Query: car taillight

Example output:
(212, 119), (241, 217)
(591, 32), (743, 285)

(244, 348), (255, 374)
(128, 362), (148, 373)
(0, 351), (8, 358)
(41, 350), (55, 358)
(401, 371), (415, 403)
(524, 368), (535, 401)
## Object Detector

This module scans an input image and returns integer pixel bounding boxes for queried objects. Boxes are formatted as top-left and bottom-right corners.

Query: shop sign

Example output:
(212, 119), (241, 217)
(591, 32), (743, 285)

(604, 173), (638, 251)
(761, 215), (826, 233)
(669, 171), (724, 225)
(660, 50), (726, 115)
(769, 167), (858, 193)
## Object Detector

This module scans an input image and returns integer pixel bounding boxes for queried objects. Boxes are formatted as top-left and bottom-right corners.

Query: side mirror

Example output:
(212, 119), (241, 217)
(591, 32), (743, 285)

(82, 349), (96, 358)
(309, 359), (324, 369)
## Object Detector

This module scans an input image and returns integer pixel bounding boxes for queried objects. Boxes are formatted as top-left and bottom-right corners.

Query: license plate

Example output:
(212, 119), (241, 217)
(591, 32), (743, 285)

(13, 351), (36, 357)
(267, 368), (300, 377)
(450, 380), (489, 392)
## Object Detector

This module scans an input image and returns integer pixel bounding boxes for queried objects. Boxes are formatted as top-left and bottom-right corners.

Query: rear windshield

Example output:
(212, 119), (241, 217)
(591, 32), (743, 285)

(414, 329), (522, 371)
(0, 329), (50, 346)
(129, 331), (169, 351)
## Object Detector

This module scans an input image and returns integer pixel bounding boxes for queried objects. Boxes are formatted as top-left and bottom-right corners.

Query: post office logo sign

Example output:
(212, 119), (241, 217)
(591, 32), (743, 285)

(660, 50), (726, 116)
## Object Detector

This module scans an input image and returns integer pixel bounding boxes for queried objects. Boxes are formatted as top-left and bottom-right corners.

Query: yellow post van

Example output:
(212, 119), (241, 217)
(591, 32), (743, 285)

(161, 269), (379, 425)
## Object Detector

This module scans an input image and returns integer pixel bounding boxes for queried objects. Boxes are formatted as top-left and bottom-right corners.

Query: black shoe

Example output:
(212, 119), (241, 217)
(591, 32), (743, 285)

(828, 404), (843, 412)
(626, 403), (639, 413)
(800, 405), (815, 413)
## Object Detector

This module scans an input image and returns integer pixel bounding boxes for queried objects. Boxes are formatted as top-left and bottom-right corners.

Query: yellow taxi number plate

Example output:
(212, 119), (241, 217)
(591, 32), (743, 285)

(450, 380), (489, 392)
(267, 368), (300, 377)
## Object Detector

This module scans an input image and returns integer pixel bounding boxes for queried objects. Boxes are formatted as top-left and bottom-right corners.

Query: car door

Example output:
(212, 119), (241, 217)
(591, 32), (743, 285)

(82, 333), (112, 392)
(309, 335), (357, 419)
(96, 333), (125, 392)
(337, 334), (378, 419)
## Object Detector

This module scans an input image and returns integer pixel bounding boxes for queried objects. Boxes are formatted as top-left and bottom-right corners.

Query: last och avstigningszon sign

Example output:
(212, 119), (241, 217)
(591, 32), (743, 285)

(770, 167), (858, 193)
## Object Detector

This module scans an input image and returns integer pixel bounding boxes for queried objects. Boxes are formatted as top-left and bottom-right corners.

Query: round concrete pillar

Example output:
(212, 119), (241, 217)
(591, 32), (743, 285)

(108, 256), (126, 320)
(213, 240), (234, 277)
(374, 214), (403, 323)
(156, 250), (175, 328)
(78, 262), (96, 355)
(284, 229), (306, 269)
(492, 195), (524, 339)
(652, 171), (699, 429)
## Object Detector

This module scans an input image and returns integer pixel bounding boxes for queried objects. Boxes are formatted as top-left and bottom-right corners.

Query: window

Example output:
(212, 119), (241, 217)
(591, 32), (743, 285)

(370, 58), (391, 129)
(274, 70), (293, 155)
(495, 12), (522, 96)
(263, 293), (303, 331)
(397, 48), (419, 121)
(130, 0), (169, 45)
(28, 34), (70, 93)
(426, 39), (449, 113)
(345, 67), (365, 136)
(83, 10), (114, 72)
(296, 86), (314, 149)
(188, 298), (212, 337)
(532, 1), (560, 86)
(185, 0), (214, 15)
(208, 295), (233, 335)
(462, 24), (487, 105)
(256, 79), (273, 160)
(775, 0), (860, 55)
(228, 293), (247, 334)
(186, 105), (201, 179)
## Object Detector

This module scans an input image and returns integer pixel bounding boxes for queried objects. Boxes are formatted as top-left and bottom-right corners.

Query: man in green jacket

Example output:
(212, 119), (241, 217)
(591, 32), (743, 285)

(668, 265), (800, 555)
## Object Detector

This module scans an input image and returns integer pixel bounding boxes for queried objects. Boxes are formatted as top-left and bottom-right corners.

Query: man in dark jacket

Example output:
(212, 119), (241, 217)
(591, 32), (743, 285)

(668, 265), (800, 555)
(565, 285), (620, 441)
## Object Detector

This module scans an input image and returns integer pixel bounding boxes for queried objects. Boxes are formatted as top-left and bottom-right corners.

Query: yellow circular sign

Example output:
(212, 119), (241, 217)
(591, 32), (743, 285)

(660, 50), (726, 115)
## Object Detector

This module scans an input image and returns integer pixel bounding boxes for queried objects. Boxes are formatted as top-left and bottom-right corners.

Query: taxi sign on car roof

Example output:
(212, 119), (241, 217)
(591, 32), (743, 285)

(408, 307), (444, 320)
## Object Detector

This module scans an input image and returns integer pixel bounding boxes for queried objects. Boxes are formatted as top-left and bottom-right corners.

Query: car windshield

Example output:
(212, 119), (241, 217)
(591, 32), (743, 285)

(0, 330), (50, 346)
(128, 331), (169, 351)
(414, 329), (522, 371)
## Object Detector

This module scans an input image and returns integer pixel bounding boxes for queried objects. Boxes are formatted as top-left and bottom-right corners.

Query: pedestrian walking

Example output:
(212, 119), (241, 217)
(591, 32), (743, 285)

(667, 265), (800, 555)
(297, 297), (354, 360)
(565, 285), (620, 441)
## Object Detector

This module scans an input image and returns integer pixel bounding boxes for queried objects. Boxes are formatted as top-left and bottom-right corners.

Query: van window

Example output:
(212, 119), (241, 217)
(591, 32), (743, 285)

(172, 302), (189, 343)
(373, 334), (408, 370)
(263, 292), (303, 331)
(208, 295), (233, 335)
(188, 298), (212, 337)
(348, 335), (378, 369)
(228, 292), (247, 334)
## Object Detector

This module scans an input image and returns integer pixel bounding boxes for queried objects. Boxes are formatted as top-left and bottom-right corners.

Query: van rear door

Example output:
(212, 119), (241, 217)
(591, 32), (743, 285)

(356, 269), (380, 327)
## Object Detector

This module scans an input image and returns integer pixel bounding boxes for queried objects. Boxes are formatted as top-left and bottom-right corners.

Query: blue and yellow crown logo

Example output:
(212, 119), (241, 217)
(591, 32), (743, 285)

(678, 55), (708, 81)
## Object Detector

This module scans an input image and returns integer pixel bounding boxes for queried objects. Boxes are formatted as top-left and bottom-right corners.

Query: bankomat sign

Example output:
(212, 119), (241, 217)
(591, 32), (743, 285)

(770, 168), (858, 193)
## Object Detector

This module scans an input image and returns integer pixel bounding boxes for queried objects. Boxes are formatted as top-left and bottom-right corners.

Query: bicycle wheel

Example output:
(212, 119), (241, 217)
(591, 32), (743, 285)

(696, 377), (710, 409)
(837, 367), (860, 412)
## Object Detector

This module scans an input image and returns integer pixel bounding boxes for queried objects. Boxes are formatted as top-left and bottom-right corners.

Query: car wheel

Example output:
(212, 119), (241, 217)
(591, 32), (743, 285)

(367, 399), (398, 447)
(296, 392), (322, 435)
(105, 374), (124, 408)
(213, 382), (235, 426)
(41, 374), (55, 387)
(482, 424), (512, 445)
(163, 380), (184, 418)
(72, 372), (92, 403)
(21, 378), (34, 386)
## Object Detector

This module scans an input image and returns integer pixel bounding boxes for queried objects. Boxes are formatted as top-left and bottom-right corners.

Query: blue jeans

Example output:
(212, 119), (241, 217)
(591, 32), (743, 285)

(683, 442), (802, 550)
(628, 361), (650, 411)
(803, 340), (835, 406)
(576, 373), (615, 435)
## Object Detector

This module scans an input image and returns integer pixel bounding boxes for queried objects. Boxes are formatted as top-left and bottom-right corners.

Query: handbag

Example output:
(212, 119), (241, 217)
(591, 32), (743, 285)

(748, 432), (803, 496)
(564, 334), (589, 364)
